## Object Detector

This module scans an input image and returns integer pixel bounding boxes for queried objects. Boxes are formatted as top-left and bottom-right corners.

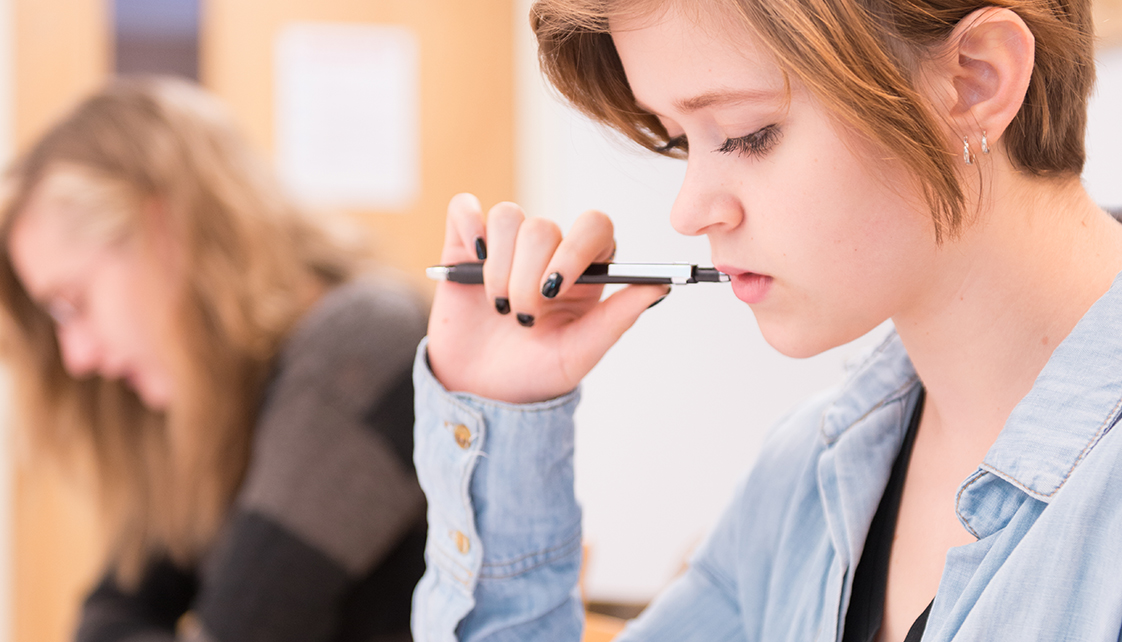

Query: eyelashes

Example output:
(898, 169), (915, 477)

(656, 124), (782, 159)
(716, 124), (781, 157)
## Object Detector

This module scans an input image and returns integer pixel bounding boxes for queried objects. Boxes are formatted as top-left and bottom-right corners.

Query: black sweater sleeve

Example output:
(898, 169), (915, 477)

(77, 559), (196, 642)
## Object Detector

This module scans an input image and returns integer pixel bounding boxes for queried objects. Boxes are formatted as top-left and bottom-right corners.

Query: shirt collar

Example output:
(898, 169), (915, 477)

(821, 272), (1122, 539)
(816, 329), (919, 569)
(976, 270), (1122, 500)
(957, 270), (1122, 537)
(819, 330), (917, 444)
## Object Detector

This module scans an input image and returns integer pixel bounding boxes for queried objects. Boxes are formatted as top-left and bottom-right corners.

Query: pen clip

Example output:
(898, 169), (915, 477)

(607, 263), (694, 284)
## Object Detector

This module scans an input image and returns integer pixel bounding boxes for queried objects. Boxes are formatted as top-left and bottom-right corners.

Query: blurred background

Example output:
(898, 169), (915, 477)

(0, 0), (1117, 640)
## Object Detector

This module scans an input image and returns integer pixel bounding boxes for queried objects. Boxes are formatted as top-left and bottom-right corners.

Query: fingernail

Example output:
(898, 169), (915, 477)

(647, 290), (671, 309)
(516, 313), (535, 327)
(541, 272), (563, 298)
(474, 237), (487, 260)
(495, 297), (510, 315)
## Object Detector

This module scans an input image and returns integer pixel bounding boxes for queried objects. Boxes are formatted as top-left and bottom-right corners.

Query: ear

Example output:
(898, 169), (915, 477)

(924, 7), (1035, 153)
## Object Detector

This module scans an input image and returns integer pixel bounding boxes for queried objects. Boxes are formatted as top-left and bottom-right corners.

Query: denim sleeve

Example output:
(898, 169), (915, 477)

(411, 338), (585, 642)
(614, 476), (750, 642)
(615, 567), (747, 642)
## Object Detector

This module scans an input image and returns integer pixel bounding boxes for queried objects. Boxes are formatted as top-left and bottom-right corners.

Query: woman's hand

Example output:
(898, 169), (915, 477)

(426, 193), (669, 404)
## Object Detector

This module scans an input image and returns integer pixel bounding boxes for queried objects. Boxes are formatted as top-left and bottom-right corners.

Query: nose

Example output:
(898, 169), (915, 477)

(669, 158), (745, 237)
(56, 322), (103, 379)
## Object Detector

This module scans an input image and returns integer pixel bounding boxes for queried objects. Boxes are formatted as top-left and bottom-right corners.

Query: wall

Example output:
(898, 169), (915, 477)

(202, 0), (516, 286)
(1086, 46), (1122, 208)
(0, 0), (12, 636)
(515, 0), (1122, 603)
(6, 3), (109, 639)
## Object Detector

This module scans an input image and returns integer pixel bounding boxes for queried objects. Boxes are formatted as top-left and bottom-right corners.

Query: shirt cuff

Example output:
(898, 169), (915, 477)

(411, 338), (582, 634)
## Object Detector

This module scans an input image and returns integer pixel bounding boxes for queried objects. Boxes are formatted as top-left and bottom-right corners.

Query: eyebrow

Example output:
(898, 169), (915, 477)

(636, 88), (783, 116)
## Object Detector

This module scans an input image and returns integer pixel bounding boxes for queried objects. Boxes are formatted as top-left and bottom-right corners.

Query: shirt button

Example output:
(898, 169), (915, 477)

(452, 424), (472, 449)
(453, 531), (471, 554)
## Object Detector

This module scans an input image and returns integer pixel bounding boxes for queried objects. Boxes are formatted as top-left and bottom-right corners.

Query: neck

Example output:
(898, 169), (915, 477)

(893, 165), (1122, 452)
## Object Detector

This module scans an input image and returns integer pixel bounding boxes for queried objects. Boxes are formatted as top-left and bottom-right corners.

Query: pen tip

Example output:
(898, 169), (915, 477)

(426, 266), (451, 281)
(694, 267), (731, 283)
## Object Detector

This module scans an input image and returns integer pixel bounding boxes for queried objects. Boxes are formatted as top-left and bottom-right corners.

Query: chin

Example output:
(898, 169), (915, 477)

(757, 317), (870, 359)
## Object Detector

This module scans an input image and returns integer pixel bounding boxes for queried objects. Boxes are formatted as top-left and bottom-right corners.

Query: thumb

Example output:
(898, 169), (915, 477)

(566, 284), (670, 373)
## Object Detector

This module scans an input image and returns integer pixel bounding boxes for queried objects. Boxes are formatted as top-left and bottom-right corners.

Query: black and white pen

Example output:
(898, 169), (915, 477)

(426, 262), (730, 285)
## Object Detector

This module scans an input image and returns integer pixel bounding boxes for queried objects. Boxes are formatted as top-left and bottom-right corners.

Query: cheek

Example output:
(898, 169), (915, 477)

(766, 118), (931, 277)
(116, 266), (179, 409)
(97, 256), (176, 367)
(94, 269), (145, 348)
(744, 122), (934, 355)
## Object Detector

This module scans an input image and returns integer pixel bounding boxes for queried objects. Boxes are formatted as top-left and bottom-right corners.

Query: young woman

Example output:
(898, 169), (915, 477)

(0, 77), (428, 641)
(412, 0), (1122, 640)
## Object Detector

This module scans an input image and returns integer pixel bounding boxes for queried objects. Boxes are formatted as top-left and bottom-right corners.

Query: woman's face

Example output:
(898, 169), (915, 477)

(611, 6), (944, 358)
(8, 193), (176, 409)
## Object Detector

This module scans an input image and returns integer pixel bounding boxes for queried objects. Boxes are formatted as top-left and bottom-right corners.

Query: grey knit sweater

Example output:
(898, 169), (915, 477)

(75, 278), (428, 642)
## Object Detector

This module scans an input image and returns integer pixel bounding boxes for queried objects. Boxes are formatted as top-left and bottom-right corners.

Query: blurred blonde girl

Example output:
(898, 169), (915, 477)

(0, 77), (427, 642)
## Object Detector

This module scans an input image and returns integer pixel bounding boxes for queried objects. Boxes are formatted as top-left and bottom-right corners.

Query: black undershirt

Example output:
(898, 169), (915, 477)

(841, 389), (933, 642)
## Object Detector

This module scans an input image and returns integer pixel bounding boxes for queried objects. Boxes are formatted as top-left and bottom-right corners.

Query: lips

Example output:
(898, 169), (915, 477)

(716, 265), (773, 304)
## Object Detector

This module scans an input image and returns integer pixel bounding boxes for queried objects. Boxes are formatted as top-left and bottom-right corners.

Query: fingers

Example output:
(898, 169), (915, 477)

(508, 218), (563, 326)
(539, 210), (615, 301)
(482, 202), (526, 315)
(568, 283), (671, 372)
(442, 193), (487, 263)
(466, 202), (620, 328)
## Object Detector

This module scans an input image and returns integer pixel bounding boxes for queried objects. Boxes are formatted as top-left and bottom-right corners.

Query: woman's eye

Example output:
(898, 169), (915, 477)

(716, 124), (782, 158)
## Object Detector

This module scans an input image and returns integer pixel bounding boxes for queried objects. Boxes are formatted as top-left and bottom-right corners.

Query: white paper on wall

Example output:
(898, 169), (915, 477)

(275, 23), (420, 211)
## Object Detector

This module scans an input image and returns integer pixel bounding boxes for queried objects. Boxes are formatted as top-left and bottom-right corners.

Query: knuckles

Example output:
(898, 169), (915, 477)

(448, 192), (483, 216)
(487, 201), (527, 226)
(518, 217), (563, 246)
(577, 209), (614, 237)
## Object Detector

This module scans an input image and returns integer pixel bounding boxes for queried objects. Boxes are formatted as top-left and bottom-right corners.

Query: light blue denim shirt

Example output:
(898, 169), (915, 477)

(412, 273), (1122, 641)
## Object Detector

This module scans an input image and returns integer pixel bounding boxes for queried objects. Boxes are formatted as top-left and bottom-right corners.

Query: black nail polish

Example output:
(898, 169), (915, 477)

(474, 237), (487, 260)
(495, 297), (510, 315)
(516, 313), (535, 327)
(541, 272), (563, 298)
(647, 291), (670, 309)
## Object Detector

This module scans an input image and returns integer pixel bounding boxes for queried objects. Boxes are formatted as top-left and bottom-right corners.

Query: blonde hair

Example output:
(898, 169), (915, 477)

(531, 0), (1095, 239)
(0, 77), (359, 584)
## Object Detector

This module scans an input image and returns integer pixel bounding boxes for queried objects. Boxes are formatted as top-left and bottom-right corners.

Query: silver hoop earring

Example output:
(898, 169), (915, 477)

(981, 130), (990, 155)
(963, 136), (973, 165)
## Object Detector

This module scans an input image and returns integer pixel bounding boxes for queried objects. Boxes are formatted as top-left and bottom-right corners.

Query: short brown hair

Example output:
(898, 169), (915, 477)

(531, 0), (1095, 238)
(0, 77), (360, 584)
